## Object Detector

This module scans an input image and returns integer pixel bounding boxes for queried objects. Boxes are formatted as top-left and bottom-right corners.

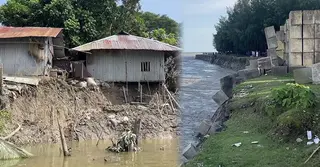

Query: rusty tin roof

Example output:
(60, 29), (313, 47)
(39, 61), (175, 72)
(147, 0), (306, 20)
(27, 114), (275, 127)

(72, 34), (181, 52)
(0, 27), (63, 38)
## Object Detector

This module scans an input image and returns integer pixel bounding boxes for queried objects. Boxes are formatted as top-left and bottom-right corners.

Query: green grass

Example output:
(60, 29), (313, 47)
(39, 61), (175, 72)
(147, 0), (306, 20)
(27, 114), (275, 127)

(185, 75), (320, 167)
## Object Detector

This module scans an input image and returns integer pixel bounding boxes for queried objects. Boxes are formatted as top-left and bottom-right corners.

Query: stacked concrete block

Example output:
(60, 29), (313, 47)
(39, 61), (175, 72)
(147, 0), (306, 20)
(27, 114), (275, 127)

(293, 67), (312, 84)
(286, 10), (320, 68)
(288, 11), (303, 67)
(265, 26), (279, 66)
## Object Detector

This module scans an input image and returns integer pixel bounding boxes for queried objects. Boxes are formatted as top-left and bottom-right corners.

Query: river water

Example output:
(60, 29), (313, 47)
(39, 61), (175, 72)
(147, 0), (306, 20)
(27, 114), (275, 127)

(179, 53), (234, 156)
(2, 53), (234, 167)
(4, 139), (178, 167)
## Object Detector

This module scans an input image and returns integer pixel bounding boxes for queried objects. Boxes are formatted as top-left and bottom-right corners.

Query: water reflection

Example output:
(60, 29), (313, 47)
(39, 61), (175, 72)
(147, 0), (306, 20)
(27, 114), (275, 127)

(13, 139), (178, 167)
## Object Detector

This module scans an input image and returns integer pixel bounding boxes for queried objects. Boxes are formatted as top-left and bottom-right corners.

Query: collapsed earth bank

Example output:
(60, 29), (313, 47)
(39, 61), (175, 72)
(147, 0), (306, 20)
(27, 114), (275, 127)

(0, 78), (178, 145)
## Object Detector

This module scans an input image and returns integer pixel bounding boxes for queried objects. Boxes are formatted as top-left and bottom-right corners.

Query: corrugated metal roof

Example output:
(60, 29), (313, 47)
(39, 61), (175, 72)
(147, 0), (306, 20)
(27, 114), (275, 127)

(72, 34), (181, 52)
(0, 27), (63, 38)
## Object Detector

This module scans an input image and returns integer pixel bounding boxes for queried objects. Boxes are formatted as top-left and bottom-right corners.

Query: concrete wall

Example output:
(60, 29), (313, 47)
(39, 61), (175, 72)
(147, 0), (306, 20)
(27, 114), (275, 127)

(195, 54), (254, 71)
(0, 37), (52, 76)
(181, 65), (262, 164)
(285, 10), (320, 67)
(86, 50), (165, 82)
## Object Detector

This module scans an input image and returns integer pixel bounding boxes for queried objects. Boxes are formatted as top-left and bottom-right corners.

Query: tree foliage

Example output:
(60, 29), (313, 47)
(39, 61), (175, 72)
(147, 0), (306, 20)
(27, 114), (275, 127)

(0, 0), (180, 47)
(213, 0), (320, 55)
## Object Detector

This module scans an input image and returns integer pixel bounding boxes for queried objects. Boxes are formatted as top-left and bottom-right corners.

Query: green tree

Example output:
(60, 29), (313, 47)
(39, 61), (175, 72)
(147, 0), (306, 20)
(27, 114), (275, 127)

(0, 0), (179, 47)
(145, 28), (178, 46)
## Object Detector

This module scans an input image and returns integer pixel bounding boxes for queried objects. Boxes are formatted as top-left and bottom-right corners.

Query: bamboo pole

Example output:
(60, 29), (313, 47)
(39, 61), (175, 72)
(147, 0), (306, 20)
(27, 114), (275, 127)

(56, 111), (71, 156)
(163, 84), (181, 109)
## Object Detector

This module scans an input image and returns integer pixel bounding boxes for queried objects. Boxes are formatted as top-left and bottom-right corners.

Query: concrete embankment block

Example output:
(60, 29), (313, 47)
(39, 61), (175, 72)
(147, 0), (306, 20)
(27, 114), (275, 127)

(212, 90), (229, 106)
(196, 120), (212, 137)
(265, 26), (276, 39)
(303, 10), (315, 25)
(237, 69), (261, 80)
(312, 63), (320, 84)
(271, 66), (288, 76)
(182, 143), (198, 160)
(267, 36), (278, 49)
(195, 54), (212, 62)
(207, 121), (223, 135)
(293, 67), (312, 84)
(220, 74), (236, 98)
(290, 11), (303, 25)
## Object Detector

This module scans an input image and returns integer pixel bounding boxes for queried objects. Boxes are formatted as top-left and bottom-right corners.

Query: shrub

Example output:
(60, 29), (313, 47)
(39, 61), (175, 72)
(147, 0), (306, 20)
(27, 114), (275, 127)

(265, 83), (318, 138)
(267, 83), (316, 117)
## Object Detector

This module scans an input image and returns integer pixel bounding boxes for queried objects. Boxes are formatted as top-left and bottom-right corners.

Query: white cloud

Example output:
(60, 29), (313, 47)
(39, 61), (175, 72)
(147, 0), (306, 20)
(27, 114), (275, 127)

(183, 0), (237, 15)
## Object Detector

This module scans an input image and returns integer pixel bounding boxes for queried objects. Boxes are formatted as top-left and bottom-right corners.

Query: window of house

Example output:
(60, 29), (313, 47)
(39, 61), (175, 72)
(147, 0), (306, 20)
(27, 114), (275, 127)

(141, 62), (150, 72)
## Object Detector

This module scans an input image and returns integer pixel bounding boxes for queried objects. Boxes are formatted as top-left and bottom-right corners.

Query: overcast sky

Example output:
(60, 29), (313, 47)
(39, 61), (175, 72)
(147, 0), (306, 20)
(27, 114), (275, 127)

(0, 0), (238, 52)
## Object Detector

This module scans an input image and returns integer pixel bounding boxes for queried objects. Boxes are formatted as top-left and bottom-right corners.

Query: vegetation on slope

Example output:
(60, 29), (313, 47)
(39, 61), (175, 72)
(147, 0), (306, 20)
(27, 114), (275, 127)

(186, 75), (320, 167)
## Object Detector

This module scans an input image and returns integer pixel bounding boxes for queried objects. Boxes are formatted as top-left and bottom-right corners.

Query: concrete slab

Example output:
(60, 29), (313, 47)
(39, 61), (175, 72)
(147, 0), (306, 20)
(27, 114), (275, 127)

(303, 24), (315, 39)
(182, 143), (198, 160)
(289, 52), (302, 66)
(316, 39), (320, 52)
(289, 66), (305, 73)
(276, 40), (285, 51)
(293, 67), (312, 84)
(267, 36), (278, 49)
(315, 10), (320, 24)
(290, 10), (303, 25)
(312, 63), (320, 84)
(265, 26), (276, 39)
(276, 31), (285, 42)
(303, 39), (315, 53)
(220, 75), (236, 98)
(267, 48), (277, 58)
(289, 25), (302, 39)
(277, 51), (284, 59)
(258, 57), (272, 70)
(303, 53), (314, 67)
(249, 59), (258, 69)
(212, 90), (229, 106)
(303, 10), (315, 24)
(207, 121), (223, 135)
(316, 25), (320, 38)
(196, 120), (212, 136)
(290, 39), (302, 52)
(316, 52), (320, 64)
(271, 66), (288, 76)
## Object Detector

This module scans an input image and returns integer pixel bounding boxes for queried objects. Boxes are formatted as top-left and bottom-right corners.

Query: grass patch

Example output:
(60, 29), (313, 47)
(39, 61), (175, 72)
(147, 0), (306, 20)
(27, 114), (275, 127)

(186, 75), (320, 167)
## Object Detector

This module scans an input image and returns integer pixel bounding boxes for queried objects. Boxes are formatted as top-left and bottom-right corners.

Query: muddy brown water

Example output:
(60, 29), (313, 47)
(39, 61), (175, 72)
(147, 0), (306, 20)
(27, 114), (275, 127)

(3, 139), (178, 167)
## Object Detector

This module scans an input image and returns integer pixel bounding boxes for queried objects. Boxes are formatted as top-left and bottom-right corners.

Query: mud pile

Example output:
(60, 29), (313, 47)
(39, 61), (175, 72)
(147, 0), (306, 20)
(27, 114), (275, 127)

(0, 78), (178, 145)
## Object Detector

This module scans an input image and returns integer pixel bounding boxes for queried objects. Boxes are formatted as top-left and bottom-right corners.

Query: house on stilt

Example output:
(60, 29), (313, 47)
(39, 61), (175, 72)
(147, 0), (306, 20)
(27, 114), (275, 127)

(72, 31), (181, 83)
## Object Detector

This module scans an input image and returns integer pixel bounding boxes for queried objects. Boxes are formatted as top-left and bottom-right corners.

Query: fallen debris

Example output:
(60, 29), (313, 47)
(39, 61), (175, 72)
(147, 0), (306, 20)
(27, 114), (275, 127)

(4, 76), (40, 86)
(232, 142), (242, 147)
(296, 138), (303, 143)
(106, 130), (138, 153)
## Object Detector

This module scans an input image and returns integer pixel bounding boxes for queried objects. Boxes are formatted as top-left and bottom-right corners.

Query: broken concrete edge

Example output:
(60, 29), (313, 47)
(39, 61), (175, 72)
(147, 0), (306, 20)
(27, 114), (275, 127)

(195, 54), (213, 62)
(195, 53), (257, 71)
(182, 143), (198, 160)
